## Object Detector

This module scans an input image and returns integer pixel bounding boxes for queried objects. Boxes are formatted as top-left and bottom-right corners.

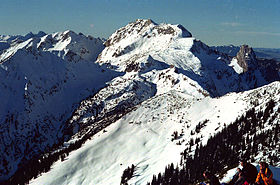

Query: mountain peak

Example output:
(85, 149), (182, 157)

(133, 19), (156, 25)
(129, 19), (192, 37)
(2, 20), (280, 185)
(104, 19), (192, 48)
(236, 45), (257, 72)
(176, 24), (192, 37)
(104, 19), (155, 47)
(24, 31), (46, 40)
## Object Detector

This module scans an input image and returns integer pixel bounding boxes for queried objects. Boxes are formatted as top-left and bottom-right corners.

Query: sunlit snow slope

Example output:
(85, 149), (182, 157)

(30, 82), (280, 185)
(1, 19), (280, 184)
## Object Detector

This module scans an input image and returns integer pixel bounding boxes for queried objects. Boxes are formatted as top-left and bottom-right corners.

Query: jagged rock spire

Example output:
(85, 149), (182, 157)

(236, 45), (257, 72)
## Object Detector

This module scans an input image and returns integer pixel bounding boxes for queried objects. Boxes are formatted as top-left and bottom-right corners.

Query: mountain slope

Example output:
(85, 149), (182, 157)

(97, 19), (278, 97)
(0, 31), (119, 181)
(148, 84), (280, 184)
(30, 81), (280, 185)
(1, 19), (280, 184)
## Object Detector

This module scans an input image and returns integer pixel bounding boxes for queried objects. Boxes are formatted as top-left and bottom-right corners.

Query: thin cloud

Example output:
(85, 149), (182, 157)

(235, 31), (280, 36)
(90, 24), (94, 28)
(221, 22), (242, 27)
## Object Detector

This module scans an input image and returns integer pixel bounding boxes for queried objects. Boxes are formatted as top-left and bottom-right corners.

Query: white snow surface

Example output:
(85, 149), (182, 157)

(0, 30), (117, 180)
(1, 19), (279, 184)
(97, 19), (271, 97)
(30, 82), (280, 185)
(229, 58), (244, 74)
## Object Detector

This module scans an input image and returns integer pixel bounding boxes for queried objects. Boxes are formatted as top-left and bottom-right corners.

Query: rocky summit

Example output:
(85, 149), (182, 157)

(236, 45), (257, 72)
(0, 19), (279, 185)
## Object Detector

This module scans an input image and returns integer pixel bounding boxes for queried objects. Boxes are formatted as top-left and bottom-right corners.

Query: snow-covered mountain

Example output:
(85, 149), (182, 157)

(97, 19), (279, 96)
(0, 30), (120, 181)
(0, 19), (279, 184)
(30, 81), (280, 185)
(213, 44), (280, 83)
(0, 31), (46, 54)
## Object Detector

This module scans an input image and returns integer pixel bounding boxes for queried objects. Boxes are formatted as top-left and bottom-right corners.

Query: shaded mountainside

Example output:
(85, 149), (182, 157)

(226, 45), (280, 83)
(0, 31), (46, 53)
(0, 19), (280, 184)
(0, 30), (119, 181)
(211, 45), (280, 61)
(211, 45), (280, 83)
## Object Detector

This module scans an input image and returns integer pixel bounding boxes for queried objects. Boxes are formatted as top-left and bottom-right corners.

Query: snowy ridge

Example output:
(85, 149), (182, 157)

(0, 31), (46, 55)
(98, 19), (192, 71)
(0, 30), (104, 63)
(0, 31), (117, 181)
(30, 81), (280, 185)
(1, 19), (280, 184)
(67, 72), (156, 134)
(97, 19), (278, 97)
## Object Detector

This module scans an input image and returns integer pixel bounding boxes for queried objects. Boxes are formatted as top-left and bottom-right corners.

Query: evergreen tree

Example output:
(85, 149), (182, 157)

(146, 99), (279, 185)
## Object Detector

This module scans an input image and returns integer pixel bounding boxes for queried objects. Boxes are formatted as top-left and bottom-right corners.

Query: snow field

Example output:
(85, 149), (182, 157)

(30, 82), (279, 185)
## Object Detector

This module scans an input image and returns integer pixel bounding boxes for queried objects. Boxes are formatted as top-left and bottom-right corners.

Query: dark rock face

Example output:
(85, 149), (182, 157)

(257, 58), (280, 83)
(125, 62), (139, 72)
(234, 45), (280, 87)
(190, 40), (219, 56)
(154, 24), (192, 38)
(235, 45), (280, 82)
(177, 24), (192, 37)
(0, 42), (10, 53)
(236, 45), (257, 72)
(155, 26), (176, 35)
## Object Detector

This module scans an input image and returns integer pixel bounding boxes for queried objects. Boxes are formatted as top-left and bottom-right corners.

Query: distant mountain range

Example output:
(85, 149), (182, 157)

(211, 45), (280, 61)
(0, 19), (279, 185)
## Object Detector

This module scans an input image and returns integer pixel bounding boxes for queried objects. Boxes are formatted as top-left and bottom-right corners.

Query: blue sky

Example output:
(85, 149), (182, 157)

(0, 0), (279, 48)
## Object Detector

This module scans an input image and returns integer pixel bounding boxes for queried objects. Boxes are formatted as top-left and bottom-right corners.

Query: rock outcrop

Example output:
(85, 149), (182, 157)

(236, 45), (257, 72)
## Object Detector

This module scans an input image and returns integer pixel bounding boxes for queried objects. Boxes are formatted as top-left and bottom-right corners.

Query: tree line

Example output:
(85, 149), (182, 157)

(144, 99), (279, 185)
